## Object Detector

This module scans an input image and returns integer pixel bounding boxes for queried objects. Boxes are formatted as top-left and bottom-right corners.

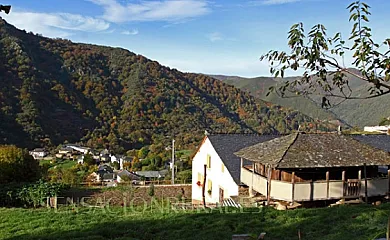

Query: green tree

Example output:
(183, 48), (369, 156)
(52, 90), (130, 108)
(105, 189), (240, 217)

(0, 145), (40, 183)
(260, 1), (390, 108)
(379, 118), (390, 126)
(112, 161), (120, 170)
(177, 170), (192, 183)
(83, 153), (95, 166)
(137, 146), (149, 159)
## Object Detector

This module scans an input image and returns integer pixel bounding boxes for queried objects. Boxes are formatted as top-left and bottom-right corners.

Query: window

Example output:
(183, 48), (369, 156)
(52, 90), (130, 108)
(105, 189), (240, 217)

(207, 180), (212, 194)
(221, 163), (224, 173)
(206, 154), (211, 169)
(197, 173), (204, 185)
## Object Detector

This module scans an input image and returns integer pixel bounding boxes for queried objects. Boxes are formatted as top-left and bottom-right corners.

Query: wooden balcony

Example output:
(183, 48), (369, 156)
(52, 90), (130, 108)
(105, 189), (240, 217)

(241, 167), (389, 202)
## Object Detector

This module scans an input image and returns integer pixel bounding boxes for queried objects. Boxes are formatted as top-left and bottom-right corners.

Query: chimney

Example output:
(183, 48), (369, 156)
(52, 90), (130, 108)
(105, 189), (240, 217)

(338, 125), (342, 135)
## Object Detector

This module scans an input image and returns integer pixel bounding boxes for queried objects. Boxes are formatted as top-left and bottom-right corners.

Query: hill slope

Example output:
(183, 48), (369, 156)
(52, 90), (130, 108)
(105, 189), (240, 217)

(0, 18), (335, 152)
(214, 72), (389, 127)
(211, 75), (339, 121)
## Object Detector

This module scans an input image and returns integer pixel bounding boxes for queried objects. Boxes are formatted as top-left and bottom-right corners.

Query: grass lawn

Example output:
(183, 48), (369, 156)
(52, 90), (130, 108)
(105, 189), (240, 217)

(0, 203), (389, 240)
(40, 159), (77, 170)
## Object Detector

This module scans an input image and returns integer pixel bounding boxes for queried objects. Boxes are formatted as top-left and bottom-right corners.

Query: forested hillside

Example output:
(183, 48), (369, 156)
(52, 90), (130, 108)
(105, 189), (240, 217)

(212, 75), (339, 121)
(214, 70), (389, 128)
(0, 18), (335, 152)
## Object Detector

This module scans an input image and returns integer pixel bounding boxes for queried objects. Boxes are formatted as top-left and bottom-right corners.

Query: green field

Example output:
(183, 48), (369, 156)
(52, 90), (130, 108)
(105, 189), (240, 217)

(39, 159), (77, 170)
(0, 203), (389, 240)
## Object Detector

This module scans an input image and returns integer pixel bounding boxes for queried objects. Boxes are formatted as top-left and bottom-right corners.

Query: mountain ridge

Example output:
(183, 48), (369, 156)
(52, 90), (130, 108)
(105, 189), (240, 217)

(0, 18), (336, 152)
(212, 70), (389, 127)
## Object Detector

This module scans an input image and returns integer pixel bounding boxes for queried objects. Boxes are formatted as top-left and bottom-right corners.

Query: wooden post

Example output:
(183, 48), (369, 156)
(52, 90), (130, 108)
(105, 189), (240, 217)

(387, 169), (390, 199)
(240, 158), (243, 168)
(202, 164), (206, 207)
(358, 169), (362, 200)
(250, 162), (255, 197)
(267, 167), (272, 205)
(364, 163), (368, 203)
(291, 172), (295, 205)
(387, 215), (390, 240)
(326, 171), (330, 199)
(342, 170), (346, 197)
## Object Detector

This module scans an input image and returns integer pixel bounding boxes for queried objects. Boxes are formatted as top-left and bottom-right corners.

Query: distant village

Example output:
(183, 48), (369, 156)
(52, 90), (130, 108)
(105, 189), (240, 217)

(29, 144), (170, 187)
(23, 121), (390, 211)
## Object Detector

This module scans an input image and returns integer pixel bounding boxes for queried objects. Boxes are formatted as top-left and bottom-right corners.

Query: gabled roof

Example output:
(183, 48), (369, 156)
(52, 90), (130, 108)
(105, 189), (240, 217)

(136, 170), (168, 178)
(32, 148), (47, 152)
(98, 164), (114, 173)
(207, 134), (281, 184)
(117, 170), (141, 180)
(235, 133), (390, 169)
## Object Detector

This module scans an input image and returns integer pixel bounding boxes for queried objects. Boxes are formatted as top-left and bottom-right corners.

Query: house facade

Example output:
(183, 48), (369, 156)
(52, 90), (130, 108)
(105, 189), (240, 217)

(29, 148), (49, 159)
(235, 132), (390, 204)
(363, 125), (390, 133)
(191, 134), (279, 205)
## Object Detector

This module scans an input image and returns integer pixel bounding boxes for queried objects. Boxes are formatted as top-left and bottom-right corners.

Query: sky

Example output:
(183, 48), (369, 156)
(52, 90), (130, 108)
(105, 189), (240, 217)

(0, 0), (389, 77)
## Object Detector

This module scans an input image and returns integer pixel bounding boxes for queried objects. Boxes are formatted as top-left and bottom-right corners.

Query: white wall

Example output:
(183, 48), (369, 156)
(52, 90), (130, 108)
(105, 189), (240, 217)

(363, 125), (390, 133)
(192, 137), (239, 204)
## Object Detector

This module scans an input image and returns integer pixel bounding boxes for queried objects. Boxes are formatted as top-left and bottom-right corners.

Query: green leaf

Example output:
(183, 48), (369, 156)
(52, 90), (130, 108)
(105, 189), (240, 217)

(349, 13), (357, 22)
(361, 2), (371, 9)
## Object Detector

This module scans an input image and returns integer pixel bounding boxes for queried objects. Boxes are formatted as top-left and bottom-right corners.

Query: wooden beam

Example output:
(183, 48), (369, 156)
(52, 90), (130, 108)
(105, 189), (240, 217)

(267, 167), (272, 205)
(291, 172), (295, 205)
(251, 162), (254, 191)
(388, 169), (390, 199)
(342, 170), (346, 197)
(358, 169), (362, 200)
(326, 171), (329, 199)
(364, 163), (368, 203)
(202, 164), (206, 207)
(387, 215), (390, 240)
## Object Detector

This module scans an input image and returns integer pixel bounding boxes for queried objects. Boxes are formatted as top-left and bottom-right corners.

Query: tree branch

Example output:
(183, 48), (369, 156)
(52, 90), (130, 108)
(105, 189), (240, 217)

(322, 58), (390, 90)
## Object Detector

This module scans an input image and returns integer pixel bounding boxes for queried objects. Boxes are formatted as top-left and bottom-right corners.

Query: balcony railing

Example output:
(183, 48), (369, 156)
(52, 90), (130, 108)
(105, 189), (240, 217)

(241, 167), (388, 202)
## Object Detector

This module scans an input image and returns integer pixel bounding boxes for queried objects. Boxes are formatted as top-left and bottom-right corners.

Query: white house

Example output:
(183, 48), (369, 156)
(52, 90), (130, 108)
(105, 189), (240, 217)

(65, 144), (90, 154)
(191, 134), (279, 205)
(29, 148), (49, 159)
(77, 155), (84, 164)
(111, 155), (118, 163)
(364, 125), (390, 134)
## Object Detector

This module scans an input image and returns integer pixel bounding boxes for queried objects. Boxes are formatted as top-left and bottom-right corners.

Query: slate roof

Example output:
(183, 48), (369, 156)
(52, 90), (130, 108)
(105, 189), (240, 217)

(136, 170), (168, 178)
(117, 170), (141, 180)
(207, 134), (281, 184)
(98, 164), (114, 173)
(350, 135), (390, 152)
(235, 133), (390, 169)
(32, 148), (47, 152)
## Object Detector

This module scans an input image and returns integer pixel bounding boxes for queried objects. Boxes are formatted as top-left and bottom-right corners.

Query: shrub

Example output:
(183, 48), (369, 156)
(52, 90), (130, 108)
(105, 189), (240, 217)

(148, 184), (155, 197)
(0, 180), (69, 207)
(0, 145), (40, 184)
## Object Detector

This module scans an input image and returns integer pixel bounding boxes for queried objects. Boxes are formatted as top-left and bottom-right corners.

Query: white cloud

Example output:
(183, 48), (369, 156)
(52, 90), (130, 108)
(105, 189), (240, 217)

(121, 29), (139, 35)
(89, 0), (210, 23)
(250, 0), (301, 5)
(0, 11), (110, 38)
(208, 32), (223, 42)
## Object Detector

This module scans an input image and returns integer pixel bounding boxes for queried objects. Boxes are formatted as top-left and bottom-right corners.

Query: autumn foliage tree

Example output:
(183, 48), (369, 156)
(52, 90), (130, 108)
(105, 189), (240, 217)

(0, 145), (40, 183)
